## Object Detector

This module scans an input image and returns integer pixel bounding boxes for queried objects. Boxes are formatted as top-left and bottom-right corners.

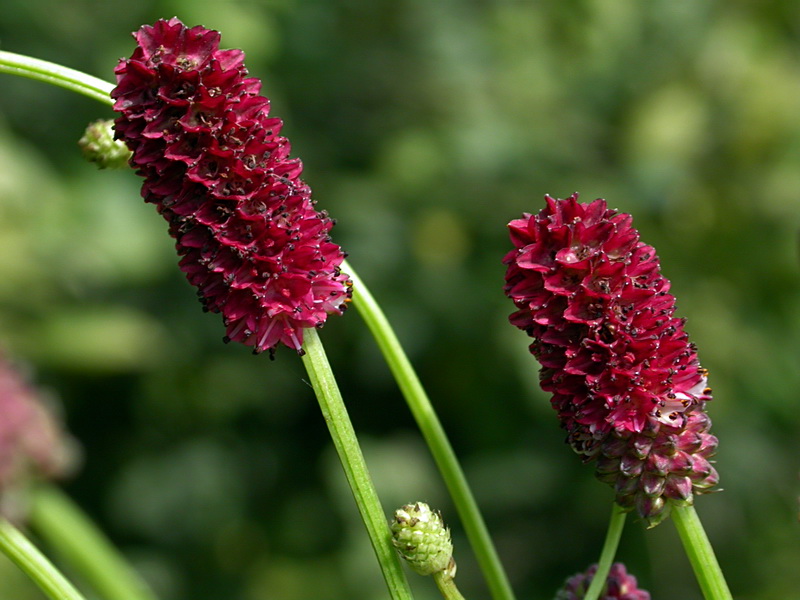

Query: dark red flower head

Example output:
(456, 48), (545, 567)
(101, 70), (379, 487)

(504, 194), (711, 448)
(555, 563), (650, 600)
(504, 194), (718, 525)
(112, 18), (351, 356)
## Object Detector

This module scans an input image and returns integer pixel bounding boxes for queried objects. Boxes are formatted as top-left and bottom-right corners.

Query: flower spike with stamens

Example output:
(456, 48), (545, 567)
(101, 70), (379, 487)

(112, 18), (351, 356)
(555, 563), (650, 600)
(503, 194), (719, 525)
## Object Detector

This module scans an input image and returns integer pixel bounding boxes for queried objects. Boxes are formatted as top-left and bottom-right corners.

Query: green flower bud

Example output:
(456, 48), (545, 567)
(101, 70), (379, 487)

(391, 502), (454, 576)
(78, 119), (131, 169)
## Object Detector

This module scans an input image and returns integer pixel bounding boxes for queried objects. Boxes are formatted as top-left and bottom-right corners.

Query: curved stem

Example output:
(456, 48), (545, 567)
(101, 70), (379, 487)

(671, 504), (732, 600)
(0, 53), (150, 600)
(345, 261), (516, 600)
(433, 571), (467, 600)
(0, 52), (493, 600)
(583, 503), (627, 600)
(0, 518), (87, 600)
(0, 51), (114, 105)
(301, 328), (414, 600)
(29, 486), (159, 600)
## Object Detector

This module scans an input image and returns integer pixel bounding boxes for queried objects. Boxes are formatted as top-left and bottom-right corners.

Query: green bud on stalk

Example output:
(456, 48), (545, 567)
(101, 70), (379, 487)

(78, 119), (130, 169)
(391, 502), (454, 577)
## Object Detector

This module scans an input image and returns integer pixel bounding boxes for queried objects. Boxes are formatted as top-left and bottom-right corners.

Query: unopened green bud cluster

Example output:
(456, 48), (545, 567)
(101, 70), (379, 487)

(391, 502), (453, 576)
(78, 119), (131, 169)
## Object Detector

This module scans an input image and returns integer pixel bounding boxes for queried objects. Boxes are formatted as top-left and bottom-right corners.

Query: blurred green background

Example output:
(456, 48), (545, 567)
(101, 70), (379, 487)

(1, 1), (799, 598)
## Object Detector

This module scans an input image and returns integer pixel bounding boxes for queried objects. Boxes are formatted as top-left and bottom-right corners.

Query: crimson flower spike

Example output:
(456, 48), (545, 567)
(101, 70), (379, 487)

(112, 18), (351, 357)
(503, 194), (719, 526)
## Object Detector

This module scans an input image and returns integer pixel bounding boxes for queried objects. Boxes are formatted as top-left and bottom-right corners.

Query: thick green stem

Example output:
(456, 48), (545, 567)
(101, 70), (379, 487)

(345, 262), (516, 600)
(583, 503), (627, 600)
(0, 518), (87, 600)
(433, 571), (467, 600)
(29, 486), (159, 600)
(301, 328), (414, 600)
(0, 54), (151, 600)
(0, 51), (114, 105)
(671, 504), (732, 600)
(0, 51), (498, 600)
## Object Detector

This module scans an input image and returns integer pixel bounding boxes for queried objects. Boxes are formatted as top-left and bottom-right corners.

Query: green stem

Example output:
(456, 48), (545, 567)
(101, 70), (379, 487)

(29, 486), (159, 600)
(301, 327), (414, 600)
(345, 261), (516, 600)
(0, 54), (144, 600)
(583, 503), (627, 600)
(0, 51), (114, 105)
(0, 518), (87, 600)
(433, 571), (467, 600)
(671, 504), (732, 600)
(0, 51), (492, 600)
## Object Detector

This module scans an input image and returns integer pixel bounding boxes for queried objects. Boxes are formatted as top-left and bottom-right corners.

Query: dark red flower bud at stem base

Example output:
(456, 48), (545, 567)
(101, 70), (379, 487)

(504, 194), (719, 525)
(112, 18), (351, 357)
(555, 563), (650, 600)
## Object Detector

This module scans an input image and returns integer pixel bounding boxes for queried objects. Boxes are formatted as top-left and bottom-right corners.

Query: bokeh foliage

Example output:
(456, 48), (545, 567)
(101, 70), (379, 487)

(1, 1), (799, 598)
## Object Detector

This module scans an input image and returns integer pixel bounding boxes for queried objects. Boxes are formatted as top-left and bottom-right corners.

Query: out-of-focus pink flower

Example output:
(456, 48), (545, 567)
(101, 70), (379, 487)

(0, 355), (75, 520)
(504, 194), (718, 525)
(112, 18), (351, 356)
